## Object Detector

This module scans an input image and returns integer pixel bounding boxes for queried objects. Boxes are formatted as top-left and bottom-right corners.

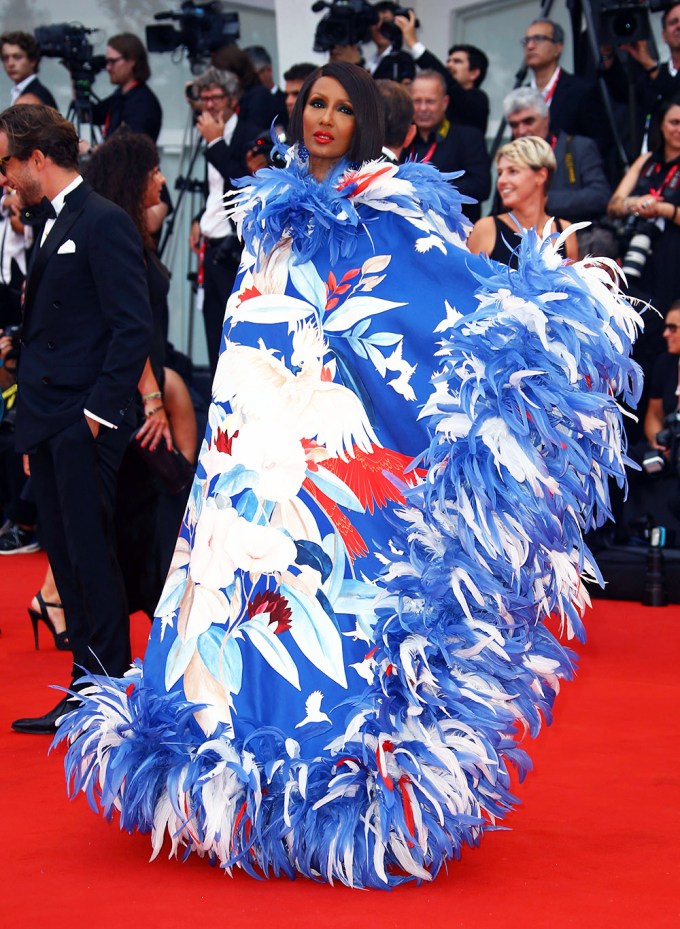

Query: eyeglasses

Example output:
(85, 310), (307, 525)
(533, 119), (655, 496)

(0, 153), (13, 173)
(521, 34), (558, 47)
(664, 323), (679, 333)
(199, 93), (228, 104)
(104, 55), (124, 67)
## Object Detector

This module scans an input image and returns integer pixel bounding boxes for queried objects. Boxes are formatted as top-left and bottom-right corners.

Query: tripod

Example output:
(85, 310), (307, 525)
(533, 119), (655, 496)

(65, 67), (102, 148)
(157, 107), (207, 360)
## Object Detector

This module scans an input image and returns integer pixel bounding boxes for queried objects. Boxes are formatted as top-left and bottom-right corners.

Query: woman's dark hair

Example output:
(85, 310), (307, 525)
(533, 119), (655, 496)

(85, 131), (159, 246)
(647, 94), (680, 154)
(211, 45), (260, 90)
(108, 33), (151, 83)
(0, 103), (78, 168)
(288, 62), (385, 166)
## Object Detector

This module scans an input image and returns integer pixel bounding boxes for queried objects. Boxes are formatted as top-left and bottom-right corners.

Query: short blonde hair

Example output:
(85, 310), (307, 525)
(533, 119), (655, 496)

(496, 135), (556, 188)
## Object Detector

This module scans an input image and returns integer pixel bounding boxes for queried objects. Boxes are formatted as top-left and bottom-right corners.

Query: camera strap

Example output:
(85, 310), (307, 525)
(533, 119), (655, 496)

(642, 159), (680, 198)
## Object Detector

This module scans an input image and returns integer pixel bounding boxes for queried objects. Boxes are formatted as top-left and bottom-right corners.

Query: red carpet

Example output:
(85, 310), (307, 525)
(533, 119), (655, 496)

(1, 551), (678, 929)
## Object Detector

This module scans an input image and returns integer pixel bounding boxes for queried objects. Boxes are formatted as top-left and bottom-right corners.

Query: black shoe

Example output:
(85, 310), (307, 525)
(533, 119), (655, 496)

(0, 523), (40, 555)
(11, 695), (80, 735)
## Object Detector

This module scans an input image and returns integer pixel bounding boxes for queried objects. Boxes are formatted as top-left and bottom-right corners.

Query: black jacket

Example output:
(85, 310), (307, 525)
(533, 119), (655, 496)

(21, 76), (57, 110)
(15, 182), (152, 451)
(403, 119), (491, 223)
(92, 83), (163, 142)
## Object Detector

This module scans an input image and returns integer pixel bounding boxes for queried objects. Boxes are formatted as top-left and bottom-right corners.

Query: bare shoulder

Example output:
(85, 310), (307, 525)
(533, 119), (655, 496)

(467, 216), (497, 255)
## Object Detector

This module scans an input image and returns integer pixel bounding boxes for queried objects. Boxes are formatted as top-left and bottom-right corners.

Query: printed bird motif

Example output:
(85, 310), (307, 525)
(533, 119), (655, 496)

(213, 323), (378, 460)
(295, 690), (332, 728)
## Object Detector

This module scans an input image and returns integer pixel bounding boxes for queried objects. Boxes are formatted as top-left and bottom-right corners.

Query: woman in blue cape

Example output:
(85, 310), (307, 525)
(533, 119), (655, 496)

(58, 63), (641, 888)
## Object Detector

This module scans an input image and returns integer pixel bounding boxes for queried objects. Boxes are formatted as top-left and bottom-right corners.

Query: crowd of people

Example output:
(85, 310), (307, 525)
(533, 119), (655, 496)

(0, 1), (655, 889)
(0, 2), (676, 670)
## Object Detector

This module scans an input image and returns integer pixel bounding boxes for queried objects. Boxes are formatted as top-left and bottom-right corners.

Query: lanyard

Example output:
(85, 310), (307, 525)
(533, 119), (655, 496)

(542, 66), (561, 106)
(644, 160), (680, 197)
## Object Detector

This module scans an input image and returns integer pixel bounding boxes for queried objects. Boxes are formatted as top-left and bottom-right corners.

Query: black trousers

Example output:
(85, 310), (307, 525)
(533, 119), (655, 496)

(29, 416), (133, 682)
(202, 240), (239, 374)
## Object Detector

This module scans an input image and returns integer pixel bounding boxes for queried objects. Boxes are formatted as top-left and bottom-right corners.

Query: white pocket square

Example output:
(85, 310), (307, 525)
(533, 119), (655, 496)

(57, 239), (76, 254)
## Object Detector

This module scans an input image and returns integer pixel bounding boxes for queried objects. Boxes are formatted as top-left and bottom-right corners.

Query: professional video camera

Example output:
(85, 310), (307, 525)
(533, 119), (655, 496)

(146, 1), (239, 72)
(311, 0), (378, 52)
(34, 23), (105, 91)
(599, 0), (680, 46)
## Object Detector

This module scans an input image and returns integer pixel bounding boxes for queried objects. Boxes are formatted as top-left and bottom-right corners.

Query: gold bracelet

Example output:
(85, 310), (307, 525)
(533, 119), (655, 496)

(142, 391), (162, 401)
(145, 405), (164, 418)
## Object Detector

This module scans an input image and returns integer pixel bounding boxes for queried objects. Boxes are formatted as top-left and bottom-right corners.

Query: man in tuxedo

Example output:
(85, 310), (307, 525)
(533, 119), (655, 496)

(189, 68), (259, 372)
(0, 31), (57, 109)
(0, 104), (152, 734)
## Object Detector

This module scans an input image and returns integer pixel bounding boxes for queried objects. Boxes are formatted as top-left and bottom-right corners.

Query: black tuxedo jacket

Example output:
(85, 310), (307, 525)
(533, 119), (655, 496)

(205, 117), (262, 195)
(15, 181), (152, 452)
(21, 76), (57, 110)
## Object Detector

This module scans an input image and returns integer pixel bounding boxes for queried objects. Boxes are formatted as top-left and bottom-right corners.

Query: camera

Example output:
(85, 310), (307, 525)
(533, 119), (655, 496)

(311, 0), (378, 52)
(2, 324), (22, 362)
(34, 23), (105, 88)
(379, 7), (419, 51)
(146, 1), (240, 72)
(643, 410), (680, 477)
(620, 215), (663, 279)
(599, 2), (652, 45)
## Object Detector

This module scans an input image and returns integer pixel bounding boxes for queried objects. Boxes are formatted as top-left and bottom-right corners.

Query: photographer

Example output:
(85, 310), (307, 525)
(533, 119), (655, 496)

(608, 95), (680, 413)
(645, 303), (680, 459)
(91, 33), (162, 143)
(189, 68), (260, 373)
(365, 2), (415, 83)
(395, 10), (489, 133)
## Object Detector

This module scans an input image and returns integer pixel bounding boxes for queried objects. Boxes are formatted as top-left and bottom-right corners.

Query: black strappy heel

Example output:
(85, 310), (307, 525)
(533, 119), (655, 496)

(27, 592), (70, 651)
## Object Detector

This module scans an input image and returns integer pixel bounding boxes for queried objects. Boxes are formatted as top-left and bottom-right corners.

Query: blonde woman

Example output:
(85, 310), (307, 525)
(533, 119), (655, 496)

(468, 135), (577, 264)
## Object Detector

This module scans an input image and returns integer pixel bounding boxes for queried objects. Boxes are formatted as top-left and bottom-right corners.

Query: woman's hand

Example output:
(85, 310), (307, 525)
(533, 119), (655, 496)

(631, 194), (663, 219)
(136, 400), (173, 452)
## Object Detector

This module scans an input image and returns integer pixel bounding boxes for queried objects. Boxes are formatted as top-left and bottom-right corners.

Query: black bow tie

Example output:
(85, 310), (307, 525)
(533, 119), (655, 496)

(20, 196), (57, 227)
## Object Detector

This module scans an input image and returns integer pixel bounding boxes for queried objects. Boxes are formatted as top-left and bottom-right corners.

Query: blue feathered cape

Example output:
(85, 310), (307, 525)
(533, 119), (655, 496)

(54, 157), (641, 889)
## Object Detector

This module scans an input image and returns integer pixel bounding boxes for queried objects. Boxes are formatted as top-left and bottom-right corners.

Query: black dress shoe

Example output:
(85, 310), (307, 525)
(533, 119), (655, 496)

(11, 695), (80, 735)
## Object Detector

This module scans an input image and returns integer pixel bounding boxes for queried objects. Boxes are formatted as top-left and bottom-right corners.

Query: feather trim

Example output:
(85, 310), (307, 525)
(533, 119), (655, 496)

(226, 153), (472, 267)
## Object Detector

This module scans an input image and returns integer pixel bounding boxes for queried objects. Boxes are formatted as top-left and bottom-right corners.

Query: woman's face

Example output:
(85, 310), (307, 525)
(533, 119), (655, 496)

(496, 156), (546, 209)
(302, 75), (356, 179)
(661, 105), (680, 152)
(143, 165), (165, 208)
(663, 309), (680, 354)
